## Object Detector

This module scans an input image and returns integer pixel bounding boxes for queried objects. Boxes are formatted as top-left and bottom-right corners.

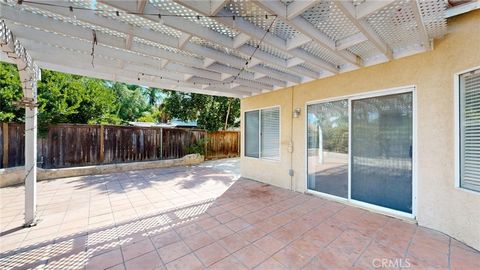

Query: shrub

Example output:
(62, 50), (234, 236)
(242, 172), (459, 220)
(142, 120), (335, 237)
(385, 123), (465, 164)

(186, 137), (209, 156)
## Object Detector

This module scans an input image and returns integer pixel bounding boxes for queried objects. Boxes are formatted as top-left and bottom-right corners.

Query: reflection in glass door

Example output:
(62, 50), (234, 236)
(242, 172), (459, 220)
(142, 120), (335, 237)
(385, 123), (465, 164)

(351, 92), (413, 213)
(307, 100), (349, 198)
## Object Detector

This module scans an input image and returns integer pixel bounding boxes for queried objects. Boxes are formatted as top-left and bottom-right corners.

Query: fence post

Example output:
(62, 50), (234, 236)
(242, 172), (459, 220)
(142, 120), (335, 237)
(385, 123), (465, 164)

(99, 125), (105, 163)
(159, 128), (163, 160)
(204, 132), (208, 159)
(2, 123), (8, 168)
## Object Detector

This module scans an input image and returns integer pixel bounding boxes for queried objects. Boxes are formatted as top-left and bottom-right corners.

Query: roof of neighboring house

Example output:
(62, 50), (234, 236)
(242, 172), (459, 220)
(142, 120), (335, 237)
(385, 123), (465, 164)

(129, 119), (197, 128)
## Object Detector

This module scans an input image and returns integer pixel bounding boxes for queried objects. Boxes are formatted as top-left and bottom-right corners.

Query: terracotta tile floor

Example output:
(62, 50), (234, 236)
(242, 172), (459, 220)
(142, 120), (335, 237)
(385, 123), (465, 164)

(1, 159), (479, 269)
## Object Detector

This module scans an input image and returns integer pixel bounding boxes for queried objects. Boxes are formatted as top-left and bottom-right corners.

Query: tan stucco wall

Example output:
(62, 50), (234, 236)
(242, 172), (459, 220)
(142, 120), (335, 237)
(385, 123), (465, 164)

(241, 10), (480, 250)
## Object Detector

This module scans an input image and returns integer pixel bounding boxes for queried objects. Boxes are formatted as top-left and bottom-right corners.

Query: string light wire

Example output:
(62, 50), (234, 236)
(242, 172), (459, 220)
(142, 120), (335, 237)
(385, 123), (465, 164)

(139, 16), (277, 89)
(14, 0), (279, 89)
(19, 0), (275, 19)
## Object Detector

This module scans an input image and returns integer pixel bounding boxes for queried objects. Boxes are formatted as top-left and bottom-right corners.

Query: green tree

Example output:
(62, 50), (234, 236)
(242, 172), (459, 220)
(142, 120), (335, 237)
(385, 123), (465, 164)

(0, 62), (24, 122)
(37, 70), (120, 133)
(111, 82), (151, 123)
(0, 62), (240, 132)
(137, 107), (164, 123)
(160, 90), (240, 131)
(1, 63), (122, 133)
(142, 87), (163, 106)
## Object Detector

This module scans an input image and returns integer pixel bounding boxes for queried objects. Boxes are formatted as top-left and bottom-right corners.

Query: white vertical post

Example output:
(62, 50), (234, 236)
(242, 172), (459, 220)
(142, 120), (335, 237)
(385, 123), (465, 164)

(0, 20), (40, 227)
(24, 104), (38, 226)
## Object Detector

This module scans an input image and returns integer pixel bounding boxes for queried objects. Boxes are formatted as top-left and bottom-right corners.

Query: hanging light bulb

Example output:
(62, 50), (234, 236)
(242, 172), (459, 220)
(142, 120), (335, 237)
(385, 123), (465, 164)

(158, 14), (163, 25)
(68, 5), (77, 20)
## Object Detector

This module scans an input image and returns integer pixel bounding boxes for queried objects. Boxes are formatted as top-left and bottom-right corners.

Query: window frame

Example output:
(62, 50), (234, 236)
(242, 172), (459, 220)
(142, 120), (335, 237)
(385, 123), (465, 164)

(243, 105), (281, 161)
(455, 66), (480, 195)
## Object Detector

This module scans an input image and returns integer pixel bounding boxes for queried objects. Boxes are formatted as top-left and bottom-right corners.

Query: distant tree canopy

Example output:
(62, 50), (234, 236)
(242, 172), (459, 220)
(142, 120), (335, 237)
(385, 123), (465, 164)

(37, 70), (120, 129)
(0, 62), (23, 122)
(160, 90), (240, 132)
(0, 62), (240, 133)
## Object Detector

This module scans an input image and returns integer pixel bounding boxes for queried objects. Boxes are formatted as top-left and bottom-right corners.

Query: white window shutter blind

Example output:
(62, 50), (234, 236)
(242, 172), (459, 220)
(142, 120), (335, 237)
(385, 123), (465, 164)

(260, 107), (280, 159)
(460, 70), (480, 192)
(245, 110), (259, 158)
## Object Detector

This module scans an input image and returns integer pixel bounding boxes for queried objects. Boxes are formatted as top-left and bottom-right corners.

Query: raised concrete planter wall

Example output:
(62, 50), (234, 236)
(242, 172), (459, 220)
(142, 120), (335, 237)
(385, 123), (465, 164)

(0, 154), (204, 188)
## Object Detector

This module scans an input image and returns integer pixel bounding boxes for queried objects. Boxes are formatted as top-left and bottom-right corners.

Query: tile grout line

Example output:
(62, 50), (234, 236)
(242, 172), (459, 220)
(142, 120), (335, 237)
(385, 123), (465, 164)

(448, 236), (452, 270)
(402, 223), (418, 262)
(348, 210), (388, 268)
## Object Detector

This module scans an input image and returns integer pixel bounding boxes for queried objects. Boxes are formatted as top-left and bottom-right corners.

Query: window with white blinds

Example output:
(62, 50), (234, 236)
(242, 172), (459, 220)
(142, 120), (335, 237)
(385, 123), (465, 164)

(261, 107), (280, 159)
(460, 69), (480, 192)
(245, 110), (260, 158)
(244, 107), (280, 160)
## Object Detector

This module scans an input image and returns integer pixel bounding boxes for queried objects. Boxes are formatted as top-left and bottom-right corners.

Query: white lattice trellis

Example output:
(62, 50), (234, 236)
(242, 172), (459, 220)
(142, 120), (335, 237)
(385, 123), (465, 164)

(0, 0), (452, 97)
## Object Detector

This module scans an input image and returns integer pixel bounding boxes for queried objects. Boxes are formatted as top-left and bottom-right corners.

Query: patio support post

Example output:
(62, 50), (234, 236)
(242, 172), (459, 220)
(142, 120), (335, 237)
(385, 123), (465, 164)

(19, 66), (40, 227)
(24, 98), (38, 226)
(1, 20), (41, 227)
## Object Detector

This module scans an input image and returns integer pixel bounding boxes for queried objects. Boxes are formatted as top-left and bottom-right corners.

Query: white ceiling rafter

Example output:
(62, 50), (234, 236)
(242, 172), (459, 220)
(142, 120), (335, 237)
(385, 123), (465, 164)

(286, 33), (311, 50)
(252, 0), (361, 67)
(287, 0), (321, 20)
(16, 0), (296, 85)
(102, 0), (306, 79)
(188, 76), (272, 91)
(335, 1), (393, 60)
(142, 1), (319, 79)
(207, 62), (287, 87)
(178, 32), (192, 49)
(1, 4), (286, 90)
(355, 0), (396, 19)
(101, 0), (304, 83)
(3, 41), (245, 97)
(210, 8), (336, 75)
(166, 0), (228, 16)
(6, 20), (250, 87)
(136, 0), (148, 14)
(17, 33), (188, 82)
(335, 32), (366, 51)
(0, 0), (449, 97)
(409, 0), (431, 50)
(233, 33), (251, 49)
(203, 57), (215, 68)
(9, 22), (265, 94)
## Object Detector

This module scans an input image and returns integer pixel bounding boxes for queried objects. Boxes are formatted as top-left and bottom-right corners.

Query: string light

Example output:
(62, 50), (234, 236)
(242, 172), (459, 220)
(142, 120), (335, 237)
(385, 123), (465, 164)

(18, 0), (276, 19)
(138, 16), (276, 90)
(21, 0), (278, 90)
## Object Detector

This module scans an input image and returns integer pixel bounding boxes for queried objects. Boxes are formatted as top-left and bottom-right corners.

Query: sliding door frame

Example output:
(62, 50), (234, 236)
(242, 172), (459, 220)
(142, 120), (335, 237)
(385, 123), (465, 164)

(305, 85), (417, 219)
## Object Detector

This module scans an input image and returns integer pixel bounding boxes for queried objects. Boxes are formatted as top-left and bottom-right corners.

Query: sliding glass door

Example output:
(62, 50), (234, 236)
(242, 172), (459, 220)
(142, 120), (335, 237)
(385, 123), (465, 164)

(307, 100), (349, 198)
(306, 88), (414, 215)
(351, 92), (413, 213)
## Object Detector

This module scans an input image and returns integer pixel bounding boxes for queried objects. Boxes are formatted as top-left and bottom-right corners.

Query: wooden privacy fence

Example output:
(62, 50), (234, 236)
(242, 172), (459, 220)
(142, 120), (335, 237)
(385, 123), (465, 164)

(0, 123), (240, 169)
(1, 123), (25, 168)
